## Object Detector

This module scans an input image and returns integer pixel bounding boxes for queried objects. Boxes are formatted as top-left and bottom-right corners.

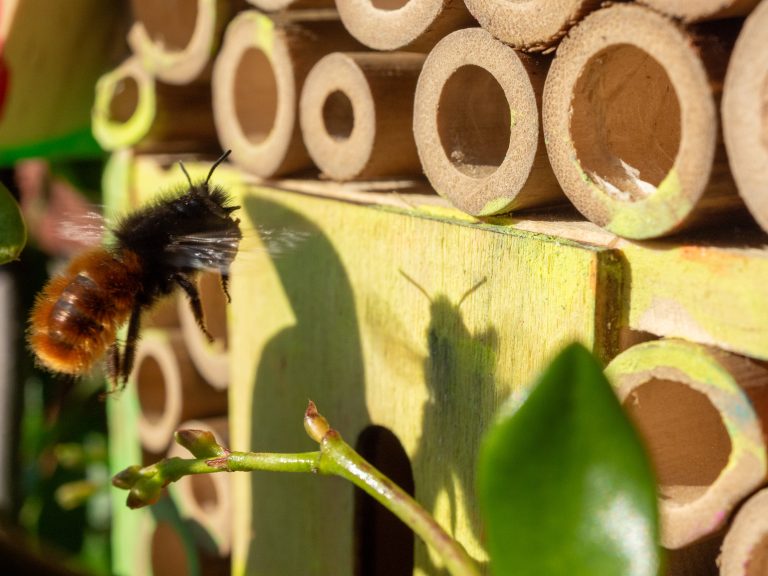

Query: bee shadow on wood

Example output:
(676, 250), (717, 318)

(404, 272), (498, 575)
(242, 196), (370, 575)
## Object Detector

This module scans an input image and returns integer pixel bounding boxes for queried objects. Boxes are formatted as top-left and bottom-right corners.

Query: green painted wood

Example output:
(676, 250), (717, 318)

(225, 186), (621, 575)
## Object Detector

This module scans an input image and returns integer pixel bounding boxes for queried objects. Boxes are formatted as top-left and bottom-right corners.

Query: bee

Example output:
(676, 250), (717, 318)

(28, 150), (242, 390)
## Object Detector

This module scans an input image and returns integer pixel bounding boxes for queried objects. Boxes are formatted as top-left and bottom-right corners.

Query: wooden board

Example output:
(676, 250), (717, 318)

(226, 186), (620, 575)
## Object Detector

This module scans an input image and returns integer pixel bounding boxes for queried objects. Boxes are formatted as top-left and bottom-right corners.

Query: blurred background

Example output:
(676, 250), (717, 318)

(0, 1), (130, 573)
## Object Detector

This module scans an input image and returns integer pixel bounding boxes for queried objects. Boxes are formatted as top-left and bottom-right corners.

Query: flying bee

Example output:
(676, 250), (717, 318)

(28, 150), (242, 390)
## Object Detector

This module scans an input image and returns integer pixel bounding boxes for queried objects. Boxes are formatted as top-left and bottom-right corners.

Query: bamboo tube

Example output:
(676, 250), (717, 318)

(463, 0), (600, 52)
(150, 518), (230, 576)
(135, 329), (228, 454)
(150, 520), (196, 576)
(299, 52), (424, 181)
(335, 0), (473, 51)
(168, 417), (232, 556)
(638, 0), (760, 21)
(247, 0), (334, 12)
(92, 57), (217, 152)
(145, 294), (181, 330)
(178, 272), (229, 390)
(128, 0), (238, 85)
(413, 28), (561, 216)
(543, 5), (744, 239)
(722, 0), (768, 234)
(605, 339), (768, 550)
(212, 11), (362, 177)
(720, 488), (768, 576)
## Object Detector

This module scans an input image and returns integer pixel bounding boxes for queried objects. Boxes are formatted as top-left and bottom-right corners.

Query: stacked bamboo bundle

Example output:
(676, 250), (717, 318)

(132, 276), (233, 570)
(91, 0), (241, 153)
(90, 0), (768, 238)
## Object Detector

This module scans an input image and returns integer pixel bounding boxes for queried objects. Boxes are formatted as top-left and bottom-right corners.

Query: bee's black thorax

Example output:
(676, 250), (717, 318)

(111, 182), (241, 304)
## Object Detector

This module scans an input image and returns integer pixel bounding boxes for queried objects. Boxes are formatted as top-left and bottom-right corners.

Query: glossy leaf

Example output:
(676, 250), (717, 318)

(0, 181), (25, 263)
(478, 343), (660, 576)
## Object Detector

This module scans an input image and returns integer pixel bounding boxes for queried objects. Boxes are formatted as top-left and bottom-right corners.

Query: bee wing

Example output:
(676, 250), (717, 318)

(57, 210), (110, 247)
(164, 226), (311, 273)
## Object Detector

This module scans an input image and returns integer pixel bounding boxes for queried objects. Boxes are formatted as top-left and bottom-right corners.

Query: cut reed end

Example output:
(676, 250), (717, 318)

(213, 11), (361, 177)
(720, 488), (768, 576)
(543, 4), (731, 239)
(463, 0), (601, 52)
(129, 0), (227, 84)
(178, 272), (229, 390)
(638, 0), (761, 21)
(414, 28), (560, 216)
(212, 11), (302, 177)
(606, 339), (768, 549)
(300, 52), (424, 180)
(722, 0), (768, 233)
(336, 0), (473, 51)
(92, 57), (154, 151)
(135, 330), (228, 454)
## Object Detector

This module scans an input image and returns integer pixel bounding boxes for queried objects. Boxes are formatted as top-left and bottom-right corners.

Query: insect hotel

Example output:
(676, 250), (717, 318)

(1, 0), (767, 574)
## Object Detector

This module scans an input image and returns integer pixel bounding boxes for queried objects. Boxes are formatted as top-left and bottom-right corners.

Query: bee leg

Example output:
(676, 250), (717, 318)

(172, 273), (214, 342)
(106, 343), (122, 392)
(119, 306), (143, 389)
(220, 273), (232, 303)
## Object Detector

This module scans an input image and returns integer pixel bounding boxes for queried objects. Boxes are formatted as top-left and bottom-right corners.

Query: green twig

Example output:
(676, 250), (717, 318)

(113, 401), (481, 576)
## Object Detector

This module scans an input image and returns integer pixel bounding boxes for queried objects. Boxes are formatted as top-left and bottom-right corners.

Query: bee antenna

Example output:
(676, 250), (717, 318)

(178, 160), (194, 188)
(207, 149), (232, 184)
(399, 269), (432, 303)
(457, 277), (488, 309)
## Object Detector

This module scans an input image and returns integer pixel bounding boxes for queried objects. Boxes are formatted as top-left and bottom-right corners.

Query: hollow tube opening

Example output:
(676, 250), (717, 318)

(570, 44), (681, 202)
(151, 521), (192, 576)
(132, 0), (199, 51)
(137, 355), (167, 425)
(369, 0), (409, 11)
(190, 473), (219, 513)
(623, 378), (731, 504)
(354, 425), (414, 576)
(323, 90), (355, 141)
(197, 273), (228, 347)
(234, 47), (278, 146)
(109, 76), (140, 124)
(437, 65), (511, 179)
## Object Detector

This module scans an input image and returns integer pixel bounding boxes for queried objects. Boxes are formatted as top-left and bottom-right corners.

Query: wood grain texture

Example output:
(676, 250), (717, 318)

(225, 186), (620, 575)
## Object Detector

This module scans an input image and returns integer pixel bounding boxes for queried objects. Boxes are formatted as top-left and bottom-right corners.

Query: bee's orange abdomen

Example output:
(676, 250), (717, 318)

(28, 248), (143, 376)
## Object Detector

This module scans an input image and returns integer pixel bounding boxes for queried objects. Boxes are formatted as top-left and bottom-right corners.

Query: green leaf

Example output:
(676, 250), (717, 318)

(0, 181), (26, 263)
(478, 343), (661, 576)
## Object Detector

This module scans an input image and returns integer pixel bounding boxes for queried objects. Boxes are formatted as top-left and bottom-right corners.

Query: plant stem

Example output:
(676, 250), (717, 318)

(116, 405), (482, 576)
(320, 430), (482, 576)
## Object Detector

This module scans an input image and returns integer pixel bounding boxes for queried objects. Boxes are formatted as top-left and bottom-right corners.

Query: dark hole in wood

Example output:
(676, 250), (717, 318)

(354, 425), (415, 576)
